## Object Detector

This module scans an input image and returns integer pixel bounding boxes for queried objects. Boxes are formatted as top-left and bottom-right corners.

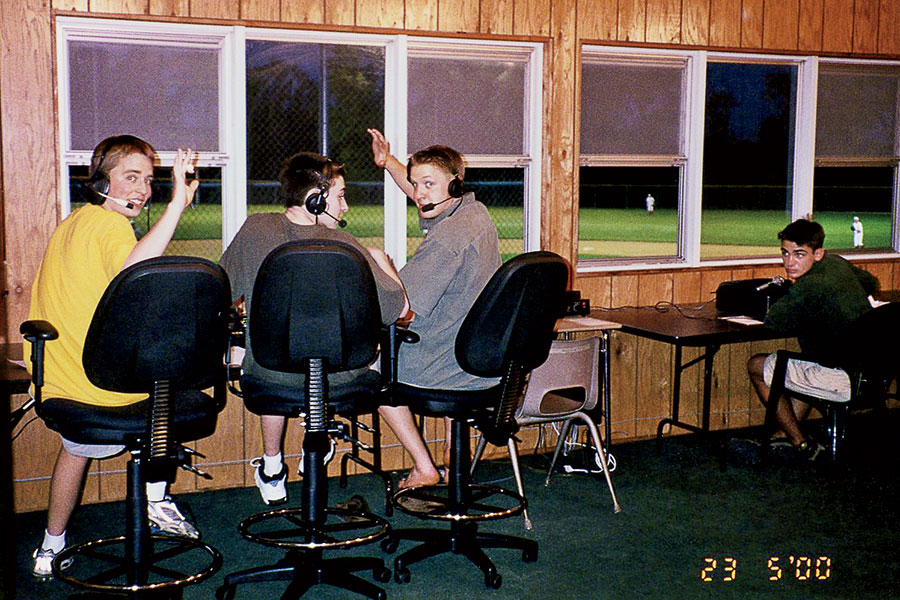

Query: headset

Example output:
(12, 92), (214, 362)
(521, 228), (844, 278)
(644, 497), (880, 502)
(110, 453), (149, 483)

(304, 182), (329, 215)
(87, 147), (113, 200)
(406, 154), (465, 199)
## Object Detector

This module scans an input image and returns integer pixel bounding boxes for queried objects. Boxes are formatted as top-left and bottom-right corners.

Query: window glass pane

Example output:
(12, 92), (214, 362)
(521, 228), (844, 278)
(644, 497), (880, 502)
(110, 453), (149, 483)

(408, 57), (524, 155)
(405, 167), (524, 262)
(701, 62), (797, 259)
(69, 165), (223, 261)
(68, 40), (219, 151)
(813, 166), (894, 250)
(580, 61), (683, 155)
(816, 65), (900, 158)
(578, 166), (679, 259)
(246, 41), (385, 246)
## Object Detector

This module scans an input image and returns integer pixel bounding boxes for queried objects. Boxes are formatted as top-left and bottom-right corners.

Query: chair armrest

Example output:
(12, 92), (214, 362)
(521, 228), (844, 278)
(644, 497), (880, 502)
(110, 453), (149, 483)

(380, 323), (420, 387)
(19, 320), (59, 394)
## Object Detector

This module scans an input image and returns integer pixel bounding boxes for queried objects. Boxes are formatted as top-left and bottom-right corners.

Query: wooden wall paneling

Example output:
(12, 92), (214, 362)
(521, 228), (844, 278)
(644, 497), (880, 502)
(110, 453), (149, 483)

(699, 268), (732, 300)
(763, 0), (799, 51)
(357, 0), (404, 29)
(740, 0), (764, 49)
(672, 270), (702, 304)
(1, 0), (56, 345)
(241, 0), (281, 22)
(325, 0), (356, 26)
(55, 0), (88, 10)
(437, 0), (480, 33)
(798, 0), (825, 51)
(11, 393), (57, 512)
(878, 0), (900, 55)
(96, 453), (128, 502)
(573, 272), (612, 308)
(861, 261), (893, 288)
(852, 0), (880, 54)
(608, 330), (638, 440)
(404, 0), (438, 30)
(632, 272), (673, 438)
(822, 0), (854, 53)
(645, 0), (682, 44)
(512, 0), (551, 37)
(89, 0), (148, 14)
(195, 392), (246, 491)
(282, 0), (324, 23)
(892, 261), (900, 290)
(480, 0), (514, 35)
(577, 0), (619, 41)
(190, 0), (240, 19)
(149, 0), (188, 16)
(544, 0), (577, 260)
(680, 0), (710, 46)
(617, 0), (646, 42)
(709, 0), (741, 47)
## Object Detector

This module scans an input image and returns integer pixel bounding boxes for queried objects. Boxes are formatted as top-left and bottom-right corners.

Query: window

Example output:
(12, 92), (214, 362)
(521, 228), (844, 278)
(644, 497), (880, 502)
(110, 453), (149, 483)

(579, 54), (689, 263)
(57, 18), (542, 267)
(579, 47), (900, 271)
(813, 62), (900, 251)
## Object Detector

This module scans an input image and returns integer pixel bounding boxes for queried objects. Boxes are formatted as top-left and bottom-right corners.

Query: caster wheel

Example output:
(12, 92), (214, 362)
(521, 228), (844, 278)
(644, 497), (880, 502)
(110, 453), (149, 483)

(485, 572), (502, 589)
(394, 566), (411, 584)
(522, 547), (538, 562)
(381, 537), (398, 553)
(374, 566), (391, 583)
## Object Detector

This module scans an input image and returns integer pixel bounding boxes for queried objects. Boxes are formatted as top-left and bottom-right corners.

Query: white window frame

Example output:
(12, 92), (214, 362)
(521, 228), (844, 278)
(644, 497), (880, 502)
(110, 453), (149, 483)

(578, 45), (900, 273)
(57, 18), (543, 264)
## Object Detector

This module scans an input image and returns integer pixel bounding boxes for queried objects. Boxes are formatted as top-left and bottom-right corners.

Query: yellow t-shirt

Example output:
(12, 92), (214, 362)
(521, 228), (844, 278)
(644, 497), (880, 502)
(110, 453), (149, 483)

(27, 204), (146, 406)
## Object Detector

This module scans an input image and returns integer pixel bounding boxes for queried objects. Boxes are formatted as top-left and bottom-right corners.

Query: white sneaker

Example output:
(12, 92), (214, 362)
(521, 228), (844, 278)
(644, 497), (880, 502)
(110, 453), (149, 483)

(147, 496), (200, 539)
(32, 546), (73, 579)
(251, 457), (288, 505)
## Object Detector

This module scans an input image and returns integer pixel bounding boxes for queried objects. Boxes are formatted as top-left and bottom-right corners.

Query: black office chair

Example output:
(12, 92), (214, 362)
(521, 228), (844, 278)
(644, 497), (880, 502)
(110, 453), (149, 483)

(382, 251), (570, 589)
(20, 256), (231, 598)
(216, 240), (391, 600)
(766, 302), (900, 463)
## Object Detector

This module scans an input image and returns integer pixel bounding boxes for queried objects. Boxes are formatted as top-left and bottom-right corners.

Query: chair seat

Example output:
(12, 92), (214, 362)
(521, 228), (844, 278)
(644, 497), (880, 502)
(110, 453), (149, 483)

(36, 390), (223, 446)
(392, 382), (501, 417)
(241, 372), (381, 417)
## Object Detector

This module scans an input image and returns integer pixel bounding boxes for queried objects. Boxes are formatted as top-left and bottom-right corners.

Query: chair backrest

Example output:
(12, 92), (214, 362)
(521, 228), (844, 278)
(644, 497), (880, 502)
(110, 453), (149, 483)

(517, 337), (600, 421)
(249, 239), (382, 375)
(456, 251), (569, 378)
(83, 256), (232, 393)
(836, 302), (900, 376)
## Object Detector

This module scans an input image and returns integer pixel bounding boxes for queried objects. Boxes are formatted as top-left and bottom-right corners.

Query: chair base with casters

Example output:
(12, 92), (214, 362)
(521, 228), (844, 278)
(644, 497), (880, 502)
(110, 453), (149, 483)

(383, 417), (537, 590)
(217, 370), (392, 600)
(339, 409), (394, 516)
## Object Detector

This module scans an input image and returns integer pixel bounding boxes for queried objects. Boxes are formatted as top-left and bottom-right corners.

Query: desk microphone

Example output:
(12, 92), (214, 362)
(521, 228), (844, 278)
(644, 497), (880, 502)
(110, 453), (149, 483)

(323, 210), (347, 228)
(755, 276), (785, 292)
(420, 196), (453, 213)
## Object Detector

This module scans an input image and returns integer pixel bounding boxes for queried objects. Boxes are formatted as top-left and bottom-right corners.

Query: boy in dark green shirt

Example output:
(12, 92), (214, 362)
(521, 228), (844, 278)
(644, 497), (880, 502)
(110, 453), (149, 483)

(747, 220), (878, 459)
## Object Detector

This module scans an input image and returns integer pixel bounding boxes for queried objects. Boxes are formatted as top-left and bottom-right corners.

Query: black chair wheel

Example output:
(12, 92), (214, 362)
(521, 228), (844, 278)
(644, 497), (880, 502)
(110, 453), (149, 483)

(215, 584), (236, 600)
(394, 565), (411, 584)
(523, 547), (538, 562)
(485, 571), (502, 589)
(381, 536), (398, 553)
(374, 565), (392, 583)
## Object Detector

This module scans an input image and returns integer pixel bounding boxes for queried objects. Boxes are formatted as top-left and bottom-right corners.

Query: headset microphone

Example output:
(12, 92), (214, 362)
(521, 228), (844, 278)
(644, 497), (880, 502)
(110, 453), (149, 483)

(420, 196), (453, 213)
(95, 189), (139, 210)
(323, 210), (347, 228)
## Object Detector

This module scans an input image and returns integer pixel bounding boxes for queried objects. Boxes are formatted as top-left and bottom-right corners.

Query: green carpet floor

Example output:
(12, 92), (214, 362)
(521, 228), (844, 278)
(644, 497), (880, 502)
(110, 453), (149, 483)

(12, 410), (900, 599)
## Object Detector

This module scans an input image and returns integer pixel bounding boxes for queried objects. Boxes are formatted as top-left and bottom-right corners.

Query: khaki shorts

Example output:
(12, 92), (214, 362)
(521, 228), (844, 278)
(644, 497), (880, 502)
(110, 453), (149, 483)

(763, 353), (851, 403)
(61, 435), (126, 459)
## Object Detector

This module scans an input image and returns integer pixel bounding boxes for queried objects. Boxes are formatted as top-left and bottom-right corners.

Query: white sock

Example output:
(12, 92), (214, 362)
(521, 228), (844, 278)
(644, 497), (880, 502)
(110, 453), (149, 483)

(146, 481), (167, 503)
(263, 452), (284, 477)
(41, 529), (66, 553)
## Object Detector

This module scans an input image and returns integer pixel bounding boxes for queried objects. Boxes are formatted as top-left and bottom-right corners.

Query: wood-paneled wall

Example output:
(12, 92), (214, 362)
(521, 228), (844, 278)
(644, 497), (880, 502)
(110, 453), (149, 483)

(4, 0), (900, 512)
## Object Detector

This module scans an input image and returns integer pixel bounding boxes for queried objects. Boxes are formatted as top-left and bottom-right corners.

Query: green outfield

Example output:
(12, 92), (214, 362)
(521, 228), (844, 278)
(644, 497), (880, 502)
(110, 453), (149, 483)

(137, 204), (892, 262)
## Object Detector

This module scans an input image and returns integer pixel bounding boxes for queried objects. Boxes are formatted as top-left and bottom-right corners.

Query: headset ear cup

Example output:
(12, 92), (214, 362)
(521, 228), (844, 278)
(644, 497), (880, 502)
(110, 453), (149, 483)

(448, 176), (464, 198)
(90, 177), (110, 196)
(305, 185), (328, 215)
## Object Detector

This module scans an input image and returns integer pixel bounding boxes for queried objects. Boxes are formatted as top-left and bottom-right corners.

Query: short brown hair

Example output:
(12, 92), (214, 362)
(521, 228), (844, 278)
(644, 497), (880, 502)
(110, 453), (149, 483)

(407, 145), (465, 182)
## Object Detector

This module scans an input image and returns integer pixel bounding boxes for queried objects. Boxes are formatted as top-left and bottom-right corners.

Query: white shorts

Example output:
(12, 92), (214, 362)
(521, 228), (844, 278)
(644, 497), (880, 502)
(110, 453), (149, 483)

(61, 435), (126, 459)
(763, 353), (851, 403)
